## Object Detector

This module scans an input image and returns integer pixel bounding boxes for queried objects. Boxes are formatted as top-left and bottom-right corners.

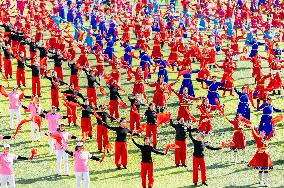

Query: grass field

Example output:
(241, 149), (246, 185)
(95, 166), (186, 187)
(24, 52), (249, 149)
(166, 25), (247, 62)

(0, 1), (284, 188)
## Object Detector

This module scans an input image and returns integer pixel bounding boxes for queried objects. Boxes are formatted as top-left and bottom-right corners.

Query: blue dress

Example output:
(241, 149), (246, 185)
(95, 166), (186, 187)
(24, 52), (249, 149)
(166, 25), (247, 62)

(257, 103), (281, 136)
(103, 38), (117, 59)
(205, 80), (225, 106)
(234, 87), (250, 120)
(67, 8), (74, 23)
(179, 70), (199, 97)
(90, 13), (98, 29)
(249, 41), (265, 58)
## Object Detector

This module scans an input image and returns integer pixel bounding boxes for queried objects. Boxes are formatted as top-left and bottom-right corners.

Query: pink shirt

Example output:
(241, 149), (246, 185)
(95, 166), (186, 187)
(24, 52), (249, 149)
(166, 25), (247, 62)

(52, 131), (72, 150)
(0, 136), (4, 141)
(28, 103), (43, 117)
(45, 113), (63, 131)
(0, 153), (17, 175)
(8, 92), (21, 110)
(73, 151), (92, 172)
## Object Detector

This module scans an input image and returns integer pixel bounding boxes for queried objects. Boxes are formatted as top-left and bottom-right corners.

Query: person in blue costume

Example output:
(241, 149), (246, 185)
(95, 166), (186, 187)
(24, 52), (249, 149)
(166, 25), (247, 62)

(256, 97), (283, 137)
(150, 0), (160, 14)
(67, 0), (72, 8)
(98, 17), (107, 36)
(74, 9), (83, 25)
(245, 29), (254, 46)
(179, 68), (199, 97)
(152, 19), (160, 32)
(58, 3), (66, 20)
(234, 86), (250, 120)
(51, 12), (66, 30)
(225, 18), (234, 37)
(274, 43), (283, 60)
(103, 35), (118, 59)
(67, 6), (75, 23)
(121, 41), (138, 67)
(84, 26), (96, 47)
(73, 19), (88, 41)
(76, 0), (83, 8)
(248, 38), (265, 58)
(107, 19), (117, 40)
(205, 76), (225, 107)
(92, 32), (104, 50)
(139, 51), (152, 79)
(154, 57), (168, 83)
(199, 16), (207, 31)
(90, 9), (98, 30)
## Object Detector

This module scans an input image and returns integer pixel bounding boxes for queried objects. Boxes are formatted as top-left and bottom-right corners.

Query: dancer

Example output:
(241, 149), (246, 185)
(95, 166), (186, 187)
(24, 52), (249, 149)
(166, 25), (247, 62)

(65, 142), (101, 188)
(248, 125), (273, 187)
(46, 124), (77, 176)
(132, 137), (165, 188)
(0, 144), (31, 188)
(189, 129), (222, 186)
(102, 118), (133, 169)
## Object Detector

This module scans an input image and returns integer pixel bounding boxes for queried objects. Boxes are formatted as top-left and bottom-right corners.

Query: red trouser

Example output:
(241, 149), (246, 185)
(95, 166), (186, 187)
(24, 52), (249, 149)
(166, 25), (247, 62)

(32, 76), (41, 96)
(146, 124), (157, 147)
(16, 68), (25, 86)
(70, 75), (79, 90)
(54, 66), (63, 81)
(175, 140), (187, 165)
(40, 58), (47, 76)
(51, 88), (59, 107)
(81, 118), (92, 137)
(109, 100), (119, 119)
(30, 51), (36, 64)
(130, 111), (140, 131)
(4, 58), (12, 77)
(0, 54), (2, 71)
(97, 125), (109, 150)
(67, 105), (77, 124)
(87, 87), (97, 106)
(115, 141), (128, 167)
(192, 156), (207, 183)
(141, 162), (154, 188)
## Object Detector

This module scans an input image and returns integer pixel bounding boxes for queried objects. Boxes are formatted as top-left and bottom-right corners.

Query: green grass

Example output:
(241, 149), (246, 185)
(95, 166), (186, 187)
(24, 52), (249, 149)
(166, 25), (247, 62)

(0, 2), (284, 188)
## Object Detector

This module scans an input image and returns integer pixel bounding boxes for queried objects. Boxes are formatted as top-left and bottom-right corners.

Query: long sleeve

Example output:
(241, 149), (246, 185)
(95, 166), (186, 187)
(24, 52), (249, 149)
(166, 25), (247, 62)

(17, 156), (29, 160)
(65, 150), (73, 156)
(151, 147), (165, 155)
(205, 142), (222, 150)
(90, 155), (100, 161)
(102, 123), (116, 131)
(169, 119), (177, 128)
(273, 106), (282, 113)
(188, 129), (196, 143)
(257, 104), (266, 111)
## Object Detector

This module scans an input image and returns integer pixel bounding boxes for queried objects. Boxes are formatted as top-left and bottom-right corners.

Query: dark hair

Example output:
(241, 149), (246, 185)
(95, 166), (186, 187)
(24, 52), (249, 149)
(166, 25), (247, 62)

(119, 117), (126, 123)
(75, 146), (80, 151)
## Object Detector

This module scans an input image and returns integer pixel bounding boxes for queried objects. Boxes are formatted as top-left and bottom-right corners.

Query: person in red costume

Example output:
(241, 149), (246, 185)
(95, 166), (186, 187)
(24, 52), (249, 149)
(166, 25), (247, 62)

(172, 87), (201, 123)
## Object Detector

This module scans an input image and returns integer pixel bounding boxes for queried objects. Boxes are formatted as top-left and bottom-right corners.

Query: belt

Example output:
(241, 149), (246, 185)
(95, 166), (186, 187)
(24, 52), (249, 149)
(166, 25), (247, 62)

(239, 101), (248, 103)
(208, 90), (218, 93)
(234, 129), (243, 133)
(183, 78), (191, 80)
(263, 114), (272, 116)
(257, 147), (269, 153)
(135, 80), (143, 82)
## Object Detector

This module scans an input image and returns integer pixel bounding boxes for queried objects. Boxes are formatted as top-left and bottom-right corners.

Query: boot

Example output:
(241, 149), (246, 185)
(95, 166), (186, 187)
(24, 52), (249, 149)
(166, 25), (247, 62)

(263, 172), (269, 187)
(258, 171), (263, 184)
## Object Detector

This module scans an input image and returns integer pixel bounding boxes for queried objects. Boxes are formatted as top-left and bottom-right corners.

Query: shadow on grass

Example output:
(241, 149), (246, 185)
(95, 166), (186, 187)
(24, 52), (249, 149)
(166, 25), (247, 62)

(17, 174), (72, 184)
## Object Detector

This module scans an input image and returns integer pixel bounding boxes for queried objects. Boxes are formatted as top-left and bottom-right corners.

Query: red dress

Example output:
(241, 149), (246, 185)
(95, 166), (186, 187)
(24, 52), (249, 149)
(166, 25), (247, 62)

(227, 117), (250, 150)
(172, 90), (199, 122)
(249, 129), (273, 171)
(148, 82), (167, 107)
(196, 104), (214, 133)
(132, 71), (145, 94)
